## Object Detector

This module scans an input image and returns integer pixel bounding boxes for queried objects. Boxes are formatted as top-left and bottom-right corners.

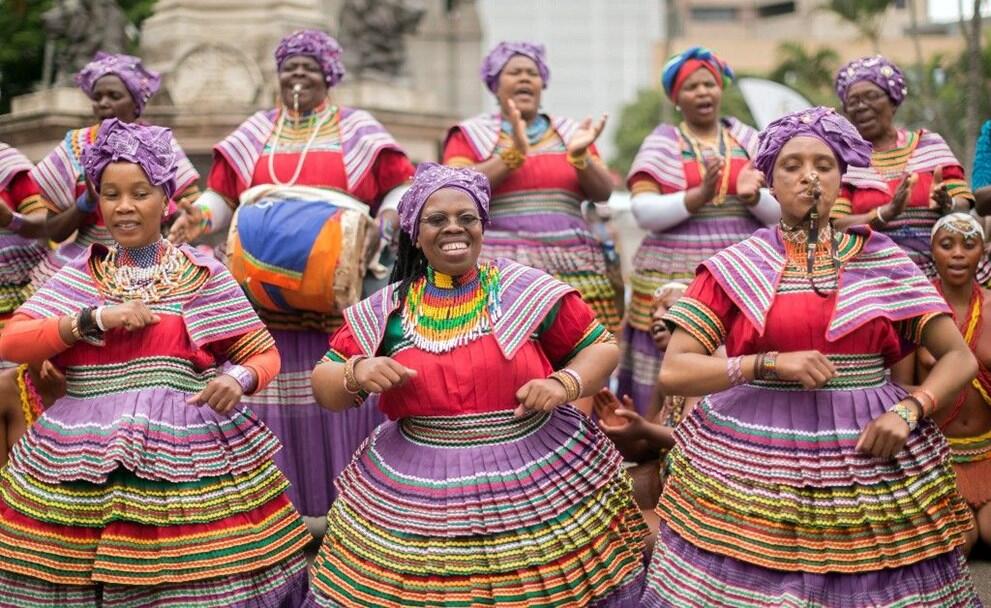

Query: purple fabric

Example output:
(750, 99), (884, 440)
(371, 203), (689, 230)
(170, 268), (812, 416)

(81, 118), (177, 200)
(753, 106), (872, 186)
(397, 162), (491, 242)
(74, 52), (161, 116)
(480, 41), (550, 93)
(275, 29), (345, 87)
(239, 328), (384, 517)
(616, 326), (663, 415)
(835, 55), (908, 107)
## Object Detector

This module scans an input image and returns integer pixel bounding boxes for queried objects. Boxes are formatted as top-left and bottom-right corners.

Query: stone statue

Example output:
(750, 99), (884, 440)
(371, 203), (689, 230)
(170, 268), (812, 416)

(42, 0), (129, 86)
(338, 0), (426, 80)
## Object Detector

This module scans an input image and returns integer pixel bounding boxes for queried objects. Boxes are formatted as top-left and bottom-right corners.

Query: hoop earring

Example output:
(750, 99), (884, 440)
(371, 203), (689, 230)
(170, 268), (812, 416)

(674, 105), (681, 112)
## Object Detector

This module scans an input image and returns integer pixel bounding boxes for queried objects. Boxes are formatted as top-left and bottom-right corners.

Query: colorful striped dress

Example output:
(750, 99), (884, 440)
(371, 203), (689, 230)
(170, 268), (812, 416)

(0, 145), (48, 335)
(208, 100), (414, 517)
(443, 113), (620, 333)
(0, 244), (310, 607)
(837, 128), (973, 278)
(27, 124), (200, 293)
(642, 226), (980, 607)
(303, 260), (646, 607)
(618, 117), (764, 413)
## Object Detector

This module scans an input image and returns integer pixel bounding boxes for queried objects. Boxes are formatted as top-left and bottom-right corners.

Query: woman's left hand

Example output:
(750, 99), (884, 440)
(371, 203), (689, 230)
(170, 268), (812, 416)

(855, 406), (912, 459)
(187, 375), (243, 415)
(929, 167), (952, 214)
(514, 378), (569, 417)
(566, 113), (608, 157)
(735, 163), (765, 205)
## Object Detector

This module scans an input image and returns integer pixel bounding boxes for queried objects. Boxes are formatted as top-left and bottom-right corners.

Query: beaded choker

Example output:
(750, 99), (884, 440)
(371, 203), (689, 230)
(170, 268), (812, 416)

(401, 264), (502, 353)
(501, 114), (550, 145)
(101, 239), (184, 302)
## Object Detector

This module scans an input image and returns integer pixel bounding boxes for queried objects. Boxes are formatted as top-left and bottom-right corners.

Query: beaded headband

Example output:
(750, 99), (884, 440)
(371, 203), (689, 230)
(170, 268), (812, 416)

(931, 212), (984, 243)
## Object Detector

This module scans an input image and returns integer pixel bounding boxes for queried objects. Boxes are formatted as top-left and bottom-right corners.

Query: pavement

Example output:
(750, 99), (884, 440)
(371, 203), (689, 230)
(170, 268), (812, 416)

(971, 546), (991, 603)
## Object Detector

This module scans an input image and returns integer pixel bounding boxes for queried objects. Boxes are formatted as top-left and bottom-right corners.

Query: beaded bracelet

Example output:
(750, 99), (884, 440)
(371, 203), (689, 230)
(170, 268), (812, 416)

(499, 147), (525, 170)
(726, 355), (746, 386)
(910, 388), (938, 416)
(197, 202), (214, 234)
(757, 351), (779, 380)
(559, 367), (584, 399)
(888, 400), (920, 432)
(343, 355), (367, 394)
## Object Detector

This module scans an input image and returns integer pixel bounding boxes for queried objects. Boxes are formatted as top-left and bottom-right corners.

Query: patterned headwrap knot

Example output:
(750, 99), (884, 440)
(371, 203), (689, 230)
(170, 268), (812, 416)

(74, 52), (161, 116)
(753, 107), (872, 187)
(662, 46), (734, 101)
(82, 118), (178, 201)
(835, 55), (908, 107)
(274, 29), (346, 87)
(480, 41), (550, 94)
(931, 212), (985, 243)
(398, 163), (491, 242)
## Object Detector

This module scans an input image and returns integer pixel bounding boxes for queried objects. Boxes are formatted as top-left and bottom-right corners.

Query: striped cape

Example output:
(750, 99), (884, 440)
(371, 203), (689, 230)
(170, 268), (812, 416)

(20, 243), (264, 348)
(344, 259), (574, 360)
(627, 117), (759, 191)
(0, 144), (33, 192)
(700, 225), (949, 340)
(445, 112), (581, 160)
(844, 129), (964, 193)
(30, 125), (200, 211)
(213, 106), (402, 194)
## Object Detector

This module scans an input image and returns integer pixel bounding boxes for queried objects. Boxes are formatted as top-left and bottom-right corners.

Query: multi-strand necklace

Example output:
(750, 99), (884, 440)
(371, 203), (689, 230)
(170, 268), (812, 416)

(680, 122), (733, 205)
(267, 102), (337, 187)
(402, 264), (502, 353)
(101, 238), (184, 302)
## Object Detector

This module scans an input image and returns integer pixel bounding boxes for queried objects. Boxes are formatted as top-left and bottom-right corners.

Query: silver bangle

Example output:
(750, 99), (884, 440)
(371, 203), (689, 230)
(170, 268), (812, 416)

(875, 205), (888, 223)
(224, 365), (257, 394)
(94, 306), (107, 332)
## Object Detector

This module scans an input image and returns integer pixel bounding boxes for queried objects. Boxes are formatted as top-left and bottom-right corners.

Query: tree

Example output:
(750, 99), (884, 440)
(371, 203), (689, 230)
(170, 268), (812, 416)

(767, 42), (840, 105)
(962, 0), (986, 168)
(819, 0), (892, 53)
(0, 0), (156, 113)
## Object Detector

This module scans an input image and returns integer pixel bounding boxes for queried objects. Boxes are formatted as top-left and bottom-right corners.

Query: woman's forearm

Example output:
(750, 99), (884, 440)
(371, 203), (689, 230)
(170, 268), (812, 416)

(576, 157), (613, 203)
(470, 155), (515, 190)
(660, 351), (757, 397)
(46, 207), (87, 243)
(919, 348), (977, 418)
(311, 361), (360, 412)
(832, 212), (875, 230)
(562, 343), (619, 397)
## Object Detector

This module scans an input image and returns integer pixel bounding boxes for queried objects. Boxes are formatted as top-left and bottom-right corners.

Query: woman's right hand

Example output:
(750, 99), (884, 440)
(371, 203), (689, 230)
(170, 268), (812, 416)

(698, 156), (723, 202)
(774, 350), (837, 389)
(354, 356), (417, 393)
(100, 301), (161, 332)
(883, 173), (917, 221)
(168, 202), (205, 245)
(506, 99), (530, 156)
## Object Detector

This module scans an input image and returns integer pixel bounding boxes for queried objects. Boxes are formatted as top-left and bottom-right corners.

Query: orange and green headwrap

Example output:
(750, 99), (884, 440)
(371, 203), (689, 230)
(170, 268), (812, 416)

(662, 46), (734, 101)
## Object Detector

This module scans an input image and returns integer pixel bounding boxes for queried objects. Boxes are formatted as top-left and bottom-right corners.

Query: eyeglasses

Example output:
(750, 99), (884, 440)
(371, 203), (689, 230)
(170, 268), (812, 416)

(419, 213), (482, 229)
(844, 90), (888, 109)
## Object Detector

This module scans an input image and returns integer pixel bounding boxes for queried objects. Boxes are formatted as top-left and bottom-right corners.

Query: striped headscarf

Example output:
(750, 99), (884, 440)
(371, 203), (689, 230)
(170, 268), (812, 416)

(662, 46), (734, 101)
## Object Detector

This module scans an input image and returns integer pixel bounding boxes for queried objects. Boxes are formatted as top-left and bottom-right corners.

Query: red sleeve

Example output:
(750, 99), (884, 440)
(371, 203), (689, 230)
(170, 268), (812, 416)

(368, 149), (414, 210)
(442, 129), (484, 165)
(205, 153), (242, 204)
(663, 268), (738, 353)
(7, 172), (47, 215)
(323, 321), (364, 363)
(538, 293), (613, 366)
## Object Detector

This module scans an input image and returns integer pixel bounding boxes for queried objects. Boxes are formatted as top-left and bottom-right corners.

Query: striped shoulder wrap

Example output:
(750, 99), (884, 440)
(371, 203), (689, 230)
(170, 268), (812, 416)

(444, 112), (581, 160)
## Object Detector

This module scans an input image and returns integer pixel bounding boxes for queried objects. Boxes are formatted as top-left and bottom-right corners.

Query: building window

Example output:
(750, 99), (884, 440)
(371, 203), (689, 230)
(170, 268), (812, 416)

(757, 1), (796, 18)
(689, 6), (739, 22)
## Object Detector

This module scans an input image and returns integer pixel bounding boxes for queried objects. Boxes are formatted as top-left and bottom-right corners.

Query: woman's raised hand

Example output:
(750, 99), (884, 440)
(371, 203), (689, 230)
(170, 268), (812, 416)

(735, 162), (765, 204)
(100, 301), (161, 332)
(506, 99), (530, 156)
(928, 167), (952, 213)
(354, 356), (417, 394)
(774, 350), (837, 389)
(567, 113), (608, 157)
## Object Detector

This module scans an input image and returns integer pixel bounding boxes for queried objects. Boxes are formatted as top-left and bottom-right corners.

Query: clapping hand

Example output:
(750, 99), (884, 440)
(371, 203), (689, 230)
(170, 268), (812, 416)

(567, 113), (608, 157)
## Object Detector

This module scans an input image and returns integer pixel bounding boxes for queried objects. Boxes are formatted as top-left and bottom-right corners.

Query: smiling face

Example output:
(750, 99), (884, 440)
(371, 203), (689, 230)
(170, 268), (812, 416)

(771, 136), (842, 227)
(842, 80), (896, 144)
(90, 75), (138, 122)
(98, 162), (167, 248)
(415, 188), (484, 276)
(675, 67), (721, 128)
(933, 228), (984, 289)
(495, 55), (543, 122)
(278, 55), (329, 113)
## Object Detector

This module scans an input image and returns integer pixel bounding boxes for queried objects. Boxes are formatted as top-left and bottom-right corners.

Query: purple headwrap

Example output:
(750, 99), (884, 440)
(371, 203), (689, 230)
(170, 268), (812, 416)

(274, 30), (345, 87)
(74, 52), (161, 116)
(480, 41), (550, 94)
(753, 106), (872, 187)
(82, 118), (178, 201)
(835, 55), (908, 107)
(398, 163), (491, 242)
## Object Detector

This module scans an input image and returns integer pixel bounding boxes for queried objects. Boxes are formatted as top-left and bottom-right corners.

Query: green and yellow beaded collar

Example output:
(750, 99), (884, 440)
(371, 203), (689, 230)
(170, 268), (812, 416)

(401, 263), (502, 353)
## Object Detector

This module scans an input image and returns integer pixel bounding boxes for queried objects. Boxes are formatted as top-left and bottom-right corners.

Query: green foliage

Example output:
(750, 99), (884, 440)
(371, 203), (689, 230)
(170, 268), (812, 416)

(818, 0), (893, 50)
(766, 42), (839, 105)
(0, 0), (156, 112)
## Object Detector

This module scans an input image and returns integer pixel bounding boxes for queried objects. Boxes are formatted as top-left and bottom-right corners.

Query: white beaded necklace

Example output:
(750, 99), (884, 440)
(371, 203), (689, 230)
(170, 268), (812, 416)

(266, 102), (336, 187)
(103, 240), (184, 303)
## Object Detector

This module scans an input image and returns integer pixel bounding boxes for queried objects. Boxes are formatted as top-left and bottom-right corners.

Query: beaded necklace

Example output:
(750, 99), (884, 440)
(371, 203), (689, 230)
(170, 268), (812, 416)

(401, 263), (502, 353)
(268, 102), (337, 187)
(101, 238), (184, 302)
(15, 365), (44, 426)
(680, 121), (733, 206)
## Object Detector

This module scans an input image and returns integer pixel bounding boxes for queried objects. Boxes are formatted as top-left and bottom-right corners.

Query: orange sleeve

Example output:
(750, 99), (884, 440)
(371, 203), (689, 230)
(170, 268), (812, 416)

(240, 346), (280, 394)
(0, 314), (70, 365)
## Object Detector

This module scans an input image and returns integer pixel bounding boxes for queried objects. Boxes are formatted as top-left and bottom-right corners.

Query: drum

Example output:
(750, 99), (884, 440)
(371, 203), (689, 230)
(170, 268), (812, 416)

(227, 185), (371, 315)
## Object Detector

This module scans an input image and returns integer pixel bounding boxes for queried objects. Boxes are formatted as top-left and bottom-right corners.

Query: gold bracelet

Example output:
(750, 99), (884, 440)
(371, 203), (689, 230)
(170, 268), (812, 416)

(566, 150), (590, 171)
(548, 370), (581, 402)
(69, 314), (82, 340)
(343, 355), (367, 394)
(499, 147), (525, 170)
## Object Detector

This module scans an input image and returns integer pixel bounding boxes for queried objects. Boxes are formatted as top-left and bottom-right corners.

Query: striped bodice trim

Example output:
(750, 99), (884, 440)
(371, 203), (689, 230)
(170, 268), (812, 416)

(401, 410), (549, 447)
(751, 354), (886, 390)
(489, 188), (583, 220)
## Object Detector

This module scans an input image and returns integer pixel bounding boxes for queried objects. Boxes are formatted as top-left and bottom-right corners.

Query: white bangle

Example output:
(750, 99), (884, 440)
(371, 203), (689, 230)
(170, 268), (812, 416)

(94, 306), (107, 331)
(875, 205), (888, 223)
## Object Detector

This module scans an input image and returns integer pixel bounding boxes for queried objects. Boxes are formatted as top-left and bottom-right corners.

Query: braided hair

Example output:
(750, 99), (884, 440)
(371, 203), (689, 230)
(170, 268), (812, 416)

(388, 231), (428, 305)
